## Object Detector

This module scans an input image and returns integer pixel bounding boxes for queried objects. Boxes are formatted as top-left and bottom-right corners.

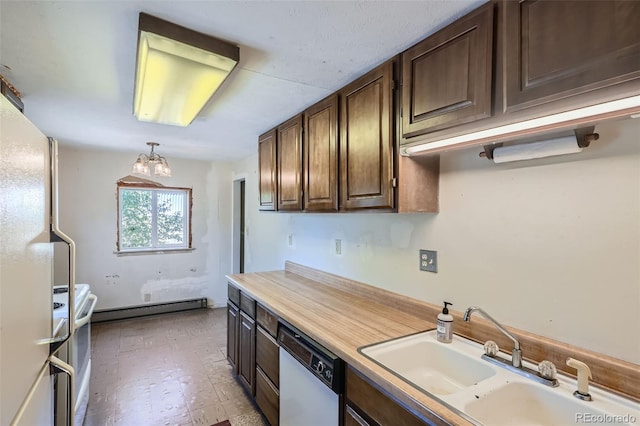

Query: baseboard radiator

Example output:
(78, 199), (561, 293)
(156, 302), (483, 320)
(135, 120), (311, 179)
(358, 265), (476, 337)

(92, 298), (208, 323)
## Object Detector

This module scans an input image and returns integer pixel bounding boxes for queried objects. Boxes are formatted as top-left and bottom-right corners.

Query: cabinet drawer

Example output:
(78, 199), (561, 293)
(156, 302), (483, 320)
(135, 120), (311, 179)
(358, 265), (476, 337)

(256, 325), (279, 387)
(257, 304), (278, 338)
(346, 367), (435, 426)
(240, 292), (256, 319)
(256, 366), (279, 426)
(228, 282), (240, 306)
(345, 405), (374, 426)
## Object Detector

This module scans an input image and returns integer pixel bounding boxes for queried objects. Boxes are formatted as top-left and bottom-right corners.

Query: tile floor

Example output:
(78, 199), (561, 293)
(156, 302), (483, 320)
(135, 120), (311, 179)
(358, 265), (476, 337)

(85, 308), (266, 426)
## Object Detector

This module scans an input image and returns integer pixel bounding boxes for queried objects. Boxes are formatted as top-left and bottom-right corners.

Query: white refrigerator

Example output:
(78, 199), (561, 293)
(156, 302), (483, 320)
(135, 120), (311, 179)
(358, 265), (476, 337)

(0, 95), (65, 425)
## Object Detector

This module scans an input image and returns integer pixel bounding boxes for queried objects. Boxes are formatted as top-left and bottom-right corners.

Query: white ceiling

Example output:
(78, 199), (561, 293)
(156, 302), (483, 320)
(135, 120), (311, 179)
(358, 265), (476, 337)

(0, 0), (485, 162)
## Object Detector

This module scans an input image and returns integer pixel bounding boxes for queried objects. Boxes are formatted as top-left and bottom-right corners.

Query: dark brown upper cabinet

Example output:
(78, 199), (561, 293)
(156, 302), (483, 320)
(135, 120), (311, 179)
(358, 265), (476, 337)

(277, 115), (303, 211)
(503, 0), (640, 113)
(401, 2), (494, 141)
(303, 94), (339, 212)
(340, 59), (396, 211)
(258, 129), (277, 211)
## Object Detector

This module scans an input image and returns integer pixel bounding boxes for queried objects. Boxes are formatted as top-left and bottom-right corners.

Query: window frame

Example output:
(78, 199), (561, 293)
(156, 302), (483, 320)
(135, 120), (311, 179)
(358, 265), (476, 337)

(116, 182), (193, 253)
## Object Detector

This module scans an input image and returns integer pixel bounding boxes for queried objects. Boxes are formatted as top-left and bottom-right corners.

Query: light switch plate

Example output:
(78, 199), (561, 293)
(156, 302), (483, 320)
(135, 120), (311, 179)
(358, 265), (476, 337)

(420, 249), (437, 273)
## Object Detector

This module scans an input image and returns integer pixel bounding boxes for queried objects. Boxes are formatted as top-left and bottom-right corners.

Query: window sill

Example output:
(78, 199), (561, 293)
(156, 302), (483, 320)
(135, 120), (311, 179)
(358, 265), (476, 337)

(114, 248), (196, 256)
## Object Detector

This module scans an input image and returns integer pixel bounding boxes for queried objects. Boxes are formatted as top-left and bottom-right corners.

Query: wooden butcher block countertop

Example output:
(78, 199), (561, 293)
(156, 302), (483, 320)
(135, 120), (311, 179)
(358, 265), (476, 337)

(227, 262), (473, 426)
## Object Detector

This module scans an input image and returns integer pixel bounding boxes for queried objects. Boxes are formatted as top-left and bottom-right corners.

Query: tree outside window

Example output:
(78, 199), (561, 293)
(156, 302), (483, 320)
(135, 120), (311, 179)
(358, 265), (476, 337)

(117, 184), (192, 251)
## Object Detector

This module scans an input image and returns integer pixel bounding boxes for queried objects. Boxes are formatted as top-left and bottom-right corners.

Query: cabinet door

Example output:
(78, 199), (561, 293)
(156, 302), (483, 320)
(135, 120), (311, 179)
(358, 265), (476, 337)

(346, 367), (436, 426)
(304, 94), (339, 212)
(340, 60), (395, 211)
(277, 115), (303, 211)
(503, 0), (640, 112)
(227, 302), (239, 374)
(239, 311), (256, 395)
(401, 2), (493, 139)
(259, 129), (277, 211)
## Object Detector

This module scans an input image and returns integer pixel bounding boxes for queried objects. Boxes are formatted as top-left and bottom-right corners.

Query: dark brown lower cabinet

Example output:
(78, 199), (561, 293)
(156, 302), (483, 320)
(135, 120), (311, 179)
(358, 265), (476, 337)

(256, 325), (279, 425)
(256, 366), (279, 426)
(346, 366), (435, 426)
(239, 311), (256, 395)
(346, 404), (372, 426)
(256, 326), (279, 387)
(227, 296), (280, 424)
(226, 302), (239, 374)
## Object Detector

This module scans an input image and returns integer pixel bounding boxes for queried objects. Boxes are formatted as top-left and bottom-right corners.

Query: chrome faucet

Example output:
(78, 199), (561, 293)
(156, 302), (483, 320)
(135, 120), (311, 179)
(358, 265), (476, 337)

(463, 306), (522, 368)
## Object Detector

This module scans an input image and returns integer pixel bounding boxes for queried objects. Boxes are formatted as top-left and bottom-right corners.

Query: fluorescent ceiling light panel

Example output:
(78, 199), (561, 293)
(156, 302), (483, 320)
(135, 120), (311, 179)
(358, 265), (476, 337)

(403, 95), (640, 156)
(134, 13), (239, 127)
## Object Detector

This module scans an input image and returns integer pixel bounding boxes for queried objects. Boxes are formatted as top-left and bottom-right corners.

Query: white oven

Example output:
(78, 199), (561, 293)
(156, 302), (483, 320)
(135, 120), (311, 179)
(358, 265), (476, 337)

(53, 284), (97, 426)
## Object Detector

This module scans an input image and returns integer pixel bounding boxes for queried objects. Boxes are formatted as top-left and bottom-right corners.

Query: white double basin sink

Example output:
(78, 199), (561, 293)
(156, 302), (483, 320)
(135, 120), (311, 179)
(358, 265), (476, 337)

(359, 330), (639, 425)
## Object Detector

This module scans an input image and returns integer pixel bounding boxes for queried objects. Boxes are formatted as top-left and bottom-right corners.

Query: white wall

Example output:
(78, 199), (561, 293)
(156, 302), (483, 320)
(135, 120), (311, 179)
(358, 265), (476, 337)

(232, 118), (640, 364)
(54, 146), (233, 310)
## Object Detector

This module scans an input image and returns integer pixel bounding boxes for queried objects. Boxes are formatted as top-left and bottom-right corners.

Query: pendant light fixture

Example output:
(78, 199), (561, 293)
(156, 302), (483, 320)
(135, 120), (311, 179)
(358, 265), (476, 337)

(132, 142), (172, 177)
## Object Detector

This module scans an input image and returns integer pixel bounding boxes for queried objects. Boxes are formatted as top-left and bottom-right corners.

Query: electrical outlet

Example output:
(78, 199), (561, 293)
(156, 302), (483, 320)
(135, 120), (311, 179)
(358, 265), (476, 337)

(288, 233), (293, 247)
(419, 249), (437, 273)
(144, 293), (151, 302)
(335, 239), (342, 255)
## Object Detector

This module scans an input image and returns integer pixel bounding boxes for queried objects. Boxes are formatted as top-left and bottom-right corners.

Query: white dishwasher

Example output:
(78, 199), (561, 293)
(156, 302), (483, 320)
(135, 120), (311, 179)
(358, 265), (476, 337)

(278, 321), (344, 426)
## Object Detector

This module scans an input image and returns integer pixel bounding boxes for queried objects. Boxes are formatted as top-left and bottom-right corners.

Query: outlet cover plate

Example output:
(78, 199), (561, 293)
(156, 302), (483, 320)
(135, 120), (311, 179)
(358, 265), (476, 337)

(420, 249), (437, 273)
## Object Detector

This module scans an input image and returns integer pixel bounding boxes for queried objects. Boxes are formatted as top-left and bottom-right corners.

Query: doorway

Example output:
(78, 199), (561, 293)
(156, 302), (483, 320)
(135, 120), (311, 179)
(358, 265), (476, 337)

(232, 177), (246, 274)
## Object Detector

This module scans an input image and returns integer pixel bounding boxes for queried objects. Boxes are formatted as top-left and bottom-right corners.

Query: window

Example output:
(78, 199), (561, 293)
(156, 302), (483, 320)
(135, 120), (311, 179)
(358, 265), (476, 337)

(117, 184), (192, 252)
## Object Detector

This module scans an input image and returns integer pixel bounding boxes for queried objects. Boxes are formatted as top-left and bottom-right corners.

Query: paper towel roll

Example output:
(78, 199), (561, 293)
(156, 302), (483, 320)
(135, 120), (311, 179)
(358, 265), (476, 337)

(492, 135), (582, 163)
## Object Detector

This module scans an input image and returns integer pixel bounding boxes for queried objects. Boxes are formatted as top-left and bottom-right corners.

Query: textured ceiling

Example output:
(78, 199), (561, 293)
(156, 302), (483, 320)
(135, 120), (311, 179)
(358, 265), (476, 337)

(0, 0), (485, 162)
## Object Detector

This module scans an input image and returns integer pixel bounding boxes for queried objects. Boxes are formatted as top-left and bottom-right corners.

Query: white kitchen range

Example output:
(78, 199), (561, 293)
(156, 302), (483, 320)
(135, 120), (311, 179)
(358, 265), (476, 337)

(53, 284), (97, 426)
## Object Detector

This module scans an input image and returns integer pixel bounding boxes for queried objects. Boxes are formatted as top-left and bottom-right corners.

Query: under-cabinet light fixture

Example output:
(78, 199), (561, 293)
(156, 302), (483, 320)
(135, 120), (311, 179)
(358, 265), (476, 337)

(132, 142), (172, 177)
(133, 13), (239, 127)
(401, 95), (640, 156)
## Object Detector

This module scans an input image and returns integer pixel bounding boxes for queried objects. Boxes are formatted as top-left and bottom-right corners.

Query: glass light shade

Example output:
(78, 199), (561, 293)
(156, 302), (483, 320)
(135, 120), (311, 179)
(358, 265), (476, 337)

(133, 20), (238, 127)
(154, 162), (172, 177)
(132, 158), (150, 175)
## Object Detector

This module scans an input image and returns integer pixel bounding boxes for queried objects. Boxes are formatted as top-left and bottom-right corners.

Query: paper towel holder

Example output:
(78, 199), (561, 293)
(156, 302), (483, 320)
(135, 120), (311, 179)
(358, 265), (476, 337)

(479, 126), (599, 161)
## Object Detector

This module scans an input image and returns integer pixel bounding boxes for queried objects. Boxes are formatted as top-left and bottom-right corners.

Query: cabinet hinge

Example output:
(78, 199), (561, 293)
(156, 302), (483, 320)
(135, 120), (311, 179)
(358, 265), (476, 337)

(392, 177), (397, 188)
(392, 80), (397, 91)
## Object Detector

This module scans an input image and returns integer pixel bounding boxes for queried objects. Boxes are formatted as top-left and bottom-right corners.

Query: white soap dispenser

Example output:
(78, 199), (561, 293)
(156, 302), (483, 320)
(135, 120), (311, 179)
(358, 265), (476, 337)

(437, 301), (453, 343)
